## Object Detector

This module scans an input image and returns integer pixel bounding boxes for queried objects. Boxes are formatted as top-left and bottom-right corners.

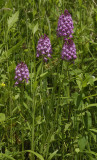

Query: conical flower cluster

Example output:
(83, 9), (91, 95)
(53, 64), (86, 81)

(36, 34), (52, 62)
(15, 62), (29, 85)
(61, 39), (77, 60)
(57, 10), (74, 39)
(57, 9), (77, 61)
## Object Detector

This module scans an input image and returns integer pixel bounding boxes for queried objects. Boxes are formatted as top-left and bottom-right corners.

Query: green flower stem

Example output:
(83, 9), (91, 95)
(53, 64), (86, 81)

(20, 85), (25, 160)
(22, 128), (24, 160)
(31, 32), (36, 160)
(66, 62), (71, 122)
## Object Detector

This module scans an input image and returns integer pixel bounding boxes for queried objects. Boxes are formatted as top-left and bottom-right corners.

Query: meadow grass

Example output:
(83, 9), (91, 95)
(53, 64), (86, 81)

(0, 0), (97, 159)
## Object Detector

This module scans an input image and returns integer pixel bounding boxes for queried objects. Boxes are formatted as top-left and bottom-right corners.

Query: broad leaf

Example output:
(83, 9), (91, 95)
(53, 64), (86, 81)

(0, 113), (5, 122)
(8, 11), (19, 31)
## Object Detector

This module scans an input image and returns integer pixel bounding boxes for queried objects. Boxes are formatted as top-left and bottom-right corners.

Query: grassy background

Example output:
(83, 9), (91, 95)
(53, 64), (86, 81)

(0, 0), (97, 159)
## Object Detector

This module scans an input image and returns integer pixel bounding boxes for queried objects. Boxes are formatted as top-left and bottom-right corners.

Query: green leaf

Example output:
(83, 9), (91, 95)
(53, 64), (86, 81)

(23, 102), (32, 117)
(36, 62), (42, 78)
(81, 150), (97, 157)
(48, 150), (58, 160)
(0, 113), (5, 122)
(0, 40), (24, 64)
(14, 150), (44, 160)
(14, 94), (19, 100)
(89, 128), (97, 134)
(90, 131), (96, 142)
(33, 23), (38, 35)
(84, 93), (97, 99)
(75, 148), (80, 153)
(87, 111), (92, 129)
(78, 137), (87, 151)
(46, 16), (51, 37)
(40, 72), (48, 78)
(24, 91), (33, 102)
(82, 103), (97, 111)
(64, 123), (71, 131)
(87, 155), (96, 160)
(8, 61), (16, 72)
(33, 81), (38, 90)
(36, 116), (42, 125)
(84, 111), (92, 130)
(76, 74), (83, 90)
(0, 153), (15, 160)
(28, 22), (32, 30)
(0, 104), (4, 107)
(8, 11), (19, 31)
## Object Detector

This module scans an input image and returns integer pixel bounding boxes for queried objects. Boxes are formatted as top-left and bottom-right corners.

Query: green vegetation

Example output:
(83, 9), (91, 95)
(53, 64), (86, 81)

(0, 0), (97, 159)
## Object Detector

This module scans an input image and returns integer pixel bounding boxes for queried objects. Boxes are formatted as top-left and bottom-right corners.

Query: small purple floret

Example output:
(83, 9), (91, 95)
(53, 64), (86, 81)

(36, 34), (52, 62)
(15, 62), (29, 85)
(57, 10), (74, 38)
(61, 39), (77, 61)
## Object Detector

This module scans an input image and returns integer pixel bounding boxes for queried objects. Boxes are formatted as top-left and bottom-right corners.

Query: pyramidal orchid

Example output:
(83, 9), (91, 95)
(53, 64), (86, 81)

(61, 39), (77, 61)
(15, 62), (29, 85)
(36, 34), (52, 62)
(57, 10), (74, 39)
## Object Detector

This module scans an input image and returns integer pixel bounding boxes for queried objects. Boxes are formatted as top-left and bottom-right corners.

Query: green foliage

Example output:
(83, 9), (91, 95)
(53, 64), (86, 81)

(8, 11), (19, 31)
(0, 113), (5, 122)
(0, 0), (97, 160)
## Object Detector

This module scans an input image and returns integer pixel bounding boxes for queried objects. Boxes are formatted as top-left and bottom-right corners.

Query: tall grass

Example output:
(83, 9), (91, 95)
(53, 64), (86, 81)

(0, 0), (97, 160)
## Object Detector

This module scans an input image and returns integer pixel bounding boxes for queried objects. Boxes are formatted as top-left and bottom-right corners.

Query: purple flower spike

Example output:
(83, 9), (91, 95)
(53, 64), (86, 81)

(61, 39), (77, 61)
(57, 10), (74, 38)
(36, 34), (52, 62)
(15, 62), (29, 85)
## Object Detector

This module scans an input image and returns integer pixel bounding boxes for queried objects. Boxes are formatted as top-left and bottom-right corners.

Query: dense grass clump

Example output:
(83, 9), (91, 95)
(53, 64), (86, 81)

(0, 0), (97, 160)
